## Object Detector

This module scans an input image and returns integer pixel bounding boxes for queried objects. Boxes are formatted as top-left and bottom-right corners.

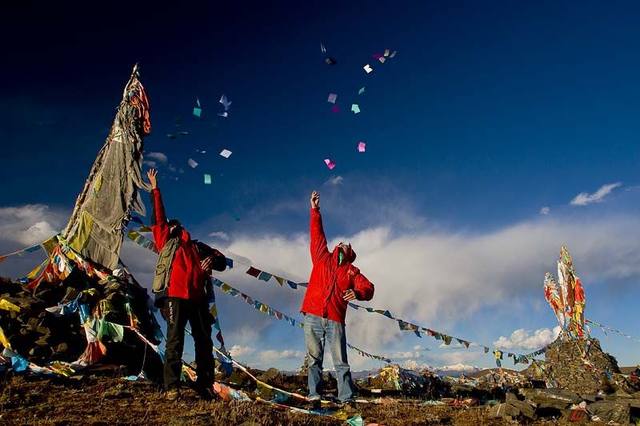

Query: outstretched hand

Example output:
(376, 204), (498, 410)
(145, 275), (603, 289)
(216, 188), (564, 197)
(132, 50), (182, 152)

(310, 191), (320, 209)
(147, 168), (158, 189)
(343, 289), (356, 301)
(200, 256), (213, 274)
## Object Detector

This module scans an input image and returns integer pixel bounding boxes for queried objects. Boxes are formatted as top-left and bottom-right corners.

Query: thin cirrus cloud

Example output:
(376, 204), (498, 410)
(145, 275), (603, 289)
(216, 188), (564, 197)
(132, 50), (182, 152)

(570, 182), (622, 206)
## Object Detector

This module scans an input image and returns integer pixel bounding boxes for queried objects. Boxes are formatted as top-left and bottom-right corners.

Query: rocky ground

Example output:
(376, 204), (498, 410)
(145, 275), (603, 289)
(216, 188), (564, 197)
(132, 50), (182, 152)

(0, 374), (506, 426)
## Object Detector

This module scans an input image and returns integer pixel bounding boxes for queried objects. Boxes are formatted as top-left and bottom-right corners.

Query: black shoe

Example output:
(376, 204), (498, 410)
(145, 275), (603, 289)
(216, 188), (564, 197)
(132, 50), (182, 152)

(193, 382), (217, 401)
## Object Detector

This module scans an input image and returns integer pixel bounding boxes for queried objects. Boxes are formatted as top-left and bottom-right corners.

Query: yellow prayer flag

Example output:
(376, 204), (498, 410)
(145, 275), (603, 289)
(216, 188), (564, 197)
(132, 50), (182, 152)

(0, 299), (21, 313)
(0, 326), (11, 349)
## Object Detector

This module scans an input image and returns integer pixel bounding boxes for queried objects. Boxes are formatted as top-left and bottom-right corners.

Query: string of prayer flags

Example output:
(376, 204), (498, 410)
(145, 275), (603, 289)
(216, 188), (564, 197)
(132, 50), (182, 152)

(188, 158), (199, 168)
(363, 64), (373, 74)
(358, 141), (366, 153)
(324, 158), (336, 170)
(212, 278), (392, 363)
(0, 242), (45, 262)
(220, 149), (232, 159)
(204, 174), (212, 185)
(351, 104), (360, 114)
(124, 224), (551, 365)
(193, 98), (202, 118)
(586, 319), (640, 343)
(327, 93), (337, 104)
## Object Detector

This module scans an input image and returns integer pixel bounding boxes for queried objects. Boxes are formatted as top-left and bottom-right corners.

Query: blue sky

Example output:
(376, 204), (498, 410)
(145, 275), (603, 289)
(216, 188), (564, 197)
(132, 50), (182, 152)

(1, 1), (640, 371)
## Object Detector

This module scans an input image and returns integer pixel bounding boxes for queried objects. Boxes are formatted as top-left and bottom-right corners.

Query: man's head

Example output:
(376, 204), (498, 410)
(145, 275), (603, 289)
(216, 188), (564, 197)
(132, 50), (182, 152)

(168, 219), (182, 238)
(336, 242), (356, 265)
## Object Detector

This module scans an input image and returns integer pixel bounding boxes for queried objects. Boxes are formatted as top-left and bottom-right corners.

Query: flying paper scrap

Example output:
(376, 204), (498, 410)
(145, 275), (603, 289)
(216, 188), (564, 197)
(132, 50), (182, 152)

(193, 107), (202, 118)
(219, 95), (232, 111)
(320, 43), (326, 54)
(363, 64), (373, 74)
(220, 149), (232, 159)
(351, 104), (360, 114)
(384, 49), (390, 57)
(188, 158), (198, 168)
(327, 93), (337, 104)
(358, 141), (366, 152)
(325, 57), (337, 65)
(358, 87), (365, 95)
(324, 159), (336, 170)
(204, 174), (212, 184)
(218, 112), (229, 118)
(378, 57), (386, 64)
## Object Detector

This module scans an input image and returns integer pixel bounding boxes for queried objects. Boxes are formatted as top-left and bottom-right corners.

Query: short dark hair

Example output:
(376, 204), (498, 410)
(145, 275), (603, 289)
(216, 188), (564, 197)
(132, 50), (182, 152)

(168, 219), (181, 228)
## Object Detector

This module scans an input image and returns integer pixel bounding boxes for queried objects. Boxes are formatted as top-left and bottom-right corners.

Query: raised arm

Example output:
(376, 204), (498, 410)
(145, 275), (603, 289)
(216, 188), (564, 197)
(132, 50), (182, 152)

(147, 169), (170, 250)
(310, 191), (329, 264)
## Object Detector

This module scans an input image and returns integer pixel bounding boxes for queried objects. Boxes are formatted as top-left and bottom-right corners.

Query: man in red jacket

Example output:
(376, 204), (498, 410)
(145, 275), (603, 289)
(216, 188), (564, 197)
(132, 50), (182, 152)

(301, 191), (375, 404)
(147, 169), (223, 401)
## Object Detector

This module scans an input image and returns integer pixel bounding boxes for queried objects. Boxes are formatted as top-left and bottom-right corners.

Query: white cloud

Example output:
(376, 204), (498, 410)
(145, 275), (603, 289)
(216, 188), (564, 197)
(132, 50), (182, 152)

(146, 151), (168, 164)
(143, 160), (157, 168)
(229, 345), (255, 358)
(208, 231), (230, 241)
(325, 176), (344, 186)
(493, 326), (561, 350)
(540, 207), (550, 215)
(259, 349), (305, 364)
(570, 182), (622, 206)
(0, 205), (64, 246)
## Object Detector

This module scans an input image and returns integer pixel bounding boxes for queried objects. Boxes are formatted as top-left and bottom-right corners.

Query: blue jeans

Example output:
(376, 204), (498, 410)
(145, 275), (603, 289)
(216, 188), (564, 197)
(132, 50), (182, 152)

(303, 313), (354, 402)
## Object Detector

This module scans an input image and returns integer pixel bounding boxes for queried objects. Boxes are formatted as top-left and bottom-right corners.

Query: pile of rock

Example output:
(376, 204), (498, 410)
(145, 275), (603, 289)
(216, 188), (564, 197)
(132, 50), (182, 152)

(0, 266), (163, 379)
(489, 388), (640, 423)
(358, 364), (448, 398)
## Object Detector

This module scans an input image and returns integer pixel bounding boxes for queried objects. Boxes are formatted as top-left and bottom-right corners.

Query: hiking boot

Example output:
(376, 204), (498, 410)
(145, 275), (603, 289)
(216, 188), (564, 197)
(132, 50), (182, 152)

(195, 386), (216, 401)
(165, 389), (180, 401)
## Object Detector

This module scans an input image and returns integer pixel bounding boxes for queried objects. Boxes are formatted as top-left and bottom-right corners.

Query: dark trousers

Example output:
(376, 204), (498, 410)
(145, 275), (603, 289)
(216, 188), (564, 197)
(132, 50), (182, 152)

(163, 297), (215, 390)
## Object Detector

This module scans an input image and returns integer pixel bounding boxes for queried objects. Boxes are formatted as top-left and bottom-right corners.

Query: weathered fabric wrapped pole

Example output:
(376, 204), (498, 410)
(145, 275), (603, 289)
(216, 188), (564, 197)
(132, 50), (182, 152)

(62, 65), (151, 269)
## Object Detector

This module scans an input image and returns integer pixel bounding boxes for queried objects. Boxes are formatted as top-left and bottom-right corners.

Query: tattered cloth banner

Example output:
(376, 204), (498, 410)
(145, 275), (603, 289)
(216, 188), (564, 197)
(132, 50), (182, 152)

(211, 278), (392, 363)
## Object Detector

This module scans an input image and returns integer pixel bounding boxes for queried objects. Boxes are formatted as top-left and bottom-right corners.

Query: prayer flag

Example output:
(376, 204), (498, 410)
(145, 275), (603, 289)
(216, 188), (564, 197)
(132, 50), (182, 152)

(188, 158), (198, 168)
(193, 107), (202, 118)
(220, 149), (232, 158)
(324, 159), (336, 170)
(204, 174), (212, 184)
(357, 141), (366, 152)
(351, 104), (360, 114)
(363, 64), (373, 74)
(257, 271), (272, 282)
(327, 93), (337, 104)
(246, 267), (261, 278)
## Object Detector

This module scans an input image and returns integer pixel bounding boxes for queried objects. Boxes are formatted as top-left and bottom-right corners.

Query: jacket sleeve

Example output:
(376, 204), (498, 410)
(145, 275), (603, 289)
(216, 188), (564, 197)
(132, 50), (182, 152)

(352, 269), (375, 301)
(151, 188), (169, 251)
(310, 208), (330, 264)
